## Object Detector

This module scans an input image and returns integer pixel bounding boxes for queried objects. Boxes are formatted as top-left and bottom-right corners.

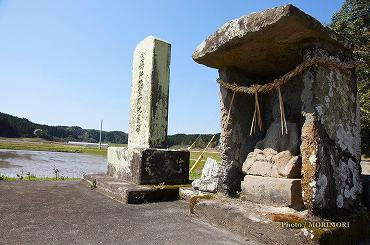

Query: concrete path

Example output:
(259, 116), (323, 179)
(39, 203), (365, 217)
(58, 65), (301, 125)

(0, 181), (256, 245)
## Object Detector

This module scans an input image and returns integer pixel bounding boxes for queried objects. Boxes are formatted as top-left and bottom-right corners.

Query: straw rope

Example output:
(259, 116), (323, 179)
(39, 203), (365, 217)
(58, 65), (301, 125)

(220, 57), (355, 135)
(277, 88), (288, 135)
(249, 93), (263, 135)
(217, 57), (355, 94)
(226, 91), (236, 126)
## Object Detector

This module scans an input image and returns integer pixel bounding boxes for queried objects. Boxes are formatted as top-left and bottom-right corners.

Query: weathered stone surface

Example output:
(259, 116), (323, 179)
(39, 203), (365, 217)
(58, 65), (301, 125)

(191, 198), (310, 244)
(192, 178), (218, 193)
(194, 4), (361, 215)
(128, 36), (171, 148)
(241, 175), (304, 210)
(272, 151), (293, 169)
(242, 149), (301, 178)
(300, 48), (362, 213)
(218, 68), (265, 195)
(200, 157), (219, 179)
(107, 147), (189, 185)
(244, 160), (272, 177)
(83, 174), (179, 204)
(255, 122), (300, 154)
(179, 187), (210, 200)
(192, 158), (219, 193)
(192, 4), (351, 78)
(192, 197), (369, 244)
(278, 156), (301, 178)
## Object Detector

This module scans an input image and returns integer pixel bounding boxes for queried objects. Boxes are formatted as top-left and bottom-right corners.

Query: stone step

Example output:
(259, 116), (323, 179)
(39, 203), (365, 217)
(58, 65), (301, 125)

(82, 174), (181, 204)
(191, 197), (309, 244)
(241, 175), (304, 210)
(191, 196), (368, 244)
(179, 187), (211, 200)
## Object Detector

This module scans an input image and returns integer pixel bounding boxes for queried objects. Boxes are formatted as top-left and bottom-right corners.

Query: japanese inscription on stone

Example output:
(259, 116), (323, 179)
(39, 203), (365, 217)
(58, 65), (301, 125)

(128, 36), (171, 149)
(135, 52), (145, 133)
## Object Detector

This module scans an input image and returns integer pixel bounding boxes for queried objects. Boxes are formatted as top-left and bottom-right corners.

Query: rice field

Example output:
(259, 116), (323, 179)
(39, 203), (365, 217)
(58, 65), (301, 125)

(0, 138), (221, 180)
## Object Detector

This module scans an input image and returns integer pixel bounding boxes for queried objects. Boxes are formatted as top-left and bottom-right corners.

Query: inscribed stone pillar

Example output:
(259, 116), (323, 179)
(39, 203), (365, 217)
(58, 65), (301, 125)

(107, 36), (189, 185)
(128, 36), (171, 149)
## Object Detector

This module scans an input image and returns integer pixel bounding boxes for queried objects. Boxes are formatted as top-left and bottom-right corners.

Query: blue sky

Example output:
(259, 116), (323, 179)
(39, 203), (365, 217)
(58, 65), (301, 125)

(0, 0), (344, 134)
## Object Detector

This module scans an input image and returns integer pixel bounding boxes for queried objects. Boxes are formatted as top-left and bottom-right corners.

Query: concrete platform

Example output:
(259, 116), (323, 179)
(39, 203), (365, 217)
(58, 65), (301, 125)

(191, 195), (370, 244)
(0, 180), (254, 244)
(83, 173), (182, 204)
(191, 195), (308, 244)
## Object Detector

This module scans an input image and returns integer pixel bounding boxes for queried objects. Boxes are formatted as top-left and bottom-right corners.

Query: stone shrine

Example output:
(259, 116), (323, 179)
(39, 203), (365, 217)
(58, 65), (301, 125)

(192, 5), (362, 214)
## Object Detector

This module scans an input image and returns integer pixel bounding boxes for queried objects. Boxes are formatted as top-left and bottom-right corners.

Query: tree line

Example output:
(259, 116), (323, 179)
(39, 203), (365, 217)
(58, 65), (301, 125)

(331, 0), (370, 154)
(0, 112), (128, 144)
(0, 112), (219, 147)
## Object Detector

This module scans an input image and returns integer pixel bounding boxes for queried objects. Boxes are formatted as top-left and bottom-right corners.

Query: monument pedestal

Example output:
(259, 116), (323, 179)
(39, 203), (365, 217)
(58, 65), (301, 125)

(82, 146), (189, 204)
(82, 174), (181, 204)
(241, 175), (304, 210)
(107, 147), (189, 185)
(82, 147), (189, 204)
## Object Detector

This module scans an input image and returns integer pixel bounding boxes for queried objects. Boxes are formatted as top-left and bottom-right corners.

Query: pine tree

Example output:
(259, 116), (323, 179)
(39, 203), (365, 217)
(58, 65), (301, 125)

(331, 0), (370, 154)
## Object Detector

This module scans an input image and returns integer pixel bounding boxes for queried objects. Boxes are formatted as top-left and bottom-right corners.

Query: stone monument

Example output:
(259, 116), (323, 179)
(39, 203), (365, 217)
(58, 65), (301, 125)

(192, 5), (362, 214)
(84, 36), (189, 203)
(128, 36), (170, 149)
(107, 36), (189, 186)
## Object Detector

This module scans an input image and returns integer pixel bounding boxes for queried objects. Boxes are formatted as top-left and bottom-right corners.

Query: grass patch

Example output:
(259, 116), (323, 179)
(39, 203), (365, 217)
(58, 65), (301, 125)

(0, 140), (107, 156)
(189, 151), (221, 180)
(149, 183), (192, 190)
(0, 174), (79, 181)
(190, 151), (221, 162)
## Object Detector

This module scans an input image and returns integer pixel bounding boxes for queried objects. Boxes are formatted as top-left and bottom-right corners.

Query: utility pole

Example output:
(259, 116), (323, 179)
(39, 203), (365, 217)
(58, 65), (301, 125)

(99, 120), (103, 149)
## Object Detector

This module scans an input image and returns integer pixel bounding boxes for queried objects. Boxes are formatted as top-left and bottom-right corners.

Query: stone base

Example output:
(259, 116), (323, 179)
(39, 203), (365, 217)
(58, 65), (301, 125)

(107, 147), (189, 185)
(83, 174), (181, 204)
(191, 196), (309, 244)
(179, 187), (211, 200)
(191, 196), (369, 244)
(241, 175), (304, 210)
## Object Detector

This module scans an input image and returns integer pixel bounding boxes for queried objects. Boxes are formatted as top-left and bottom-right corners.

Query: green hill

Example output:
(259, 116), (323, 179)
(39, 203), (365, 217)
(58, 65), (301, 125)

(0, 112), (127, 144)
(0, 112), (219, 147)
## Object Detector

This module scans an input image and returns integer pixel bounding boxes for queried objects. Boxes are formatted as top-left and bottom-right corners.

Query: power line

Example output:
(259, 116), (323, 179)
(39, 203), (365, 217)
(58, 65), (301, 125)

(99, 120), (103, 150)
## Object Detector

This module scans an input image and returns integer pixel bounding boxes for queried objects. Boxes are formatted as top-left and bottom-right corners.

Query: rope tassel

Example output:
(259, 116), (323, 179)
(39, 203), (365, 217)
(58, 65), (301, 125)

(226, 91), (236, 126)
(250, 92), (263, 135)
(277, 87), (288, 135)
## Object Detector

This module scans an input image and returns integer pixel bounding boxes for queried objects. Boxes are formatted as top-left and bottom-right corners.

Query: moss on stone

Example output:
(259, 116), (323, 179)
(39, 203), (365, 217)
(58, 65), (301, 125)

(189, 194), (215, 214)
(148, 184), (192, 190)
(271, 209), (370, 243)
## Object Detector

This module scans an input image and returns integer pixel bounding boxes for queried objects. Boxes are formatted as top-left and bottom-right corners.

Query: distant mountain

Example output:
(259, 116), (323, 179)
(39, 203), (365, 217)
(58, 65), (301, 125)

(0, 112), (219, 147)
